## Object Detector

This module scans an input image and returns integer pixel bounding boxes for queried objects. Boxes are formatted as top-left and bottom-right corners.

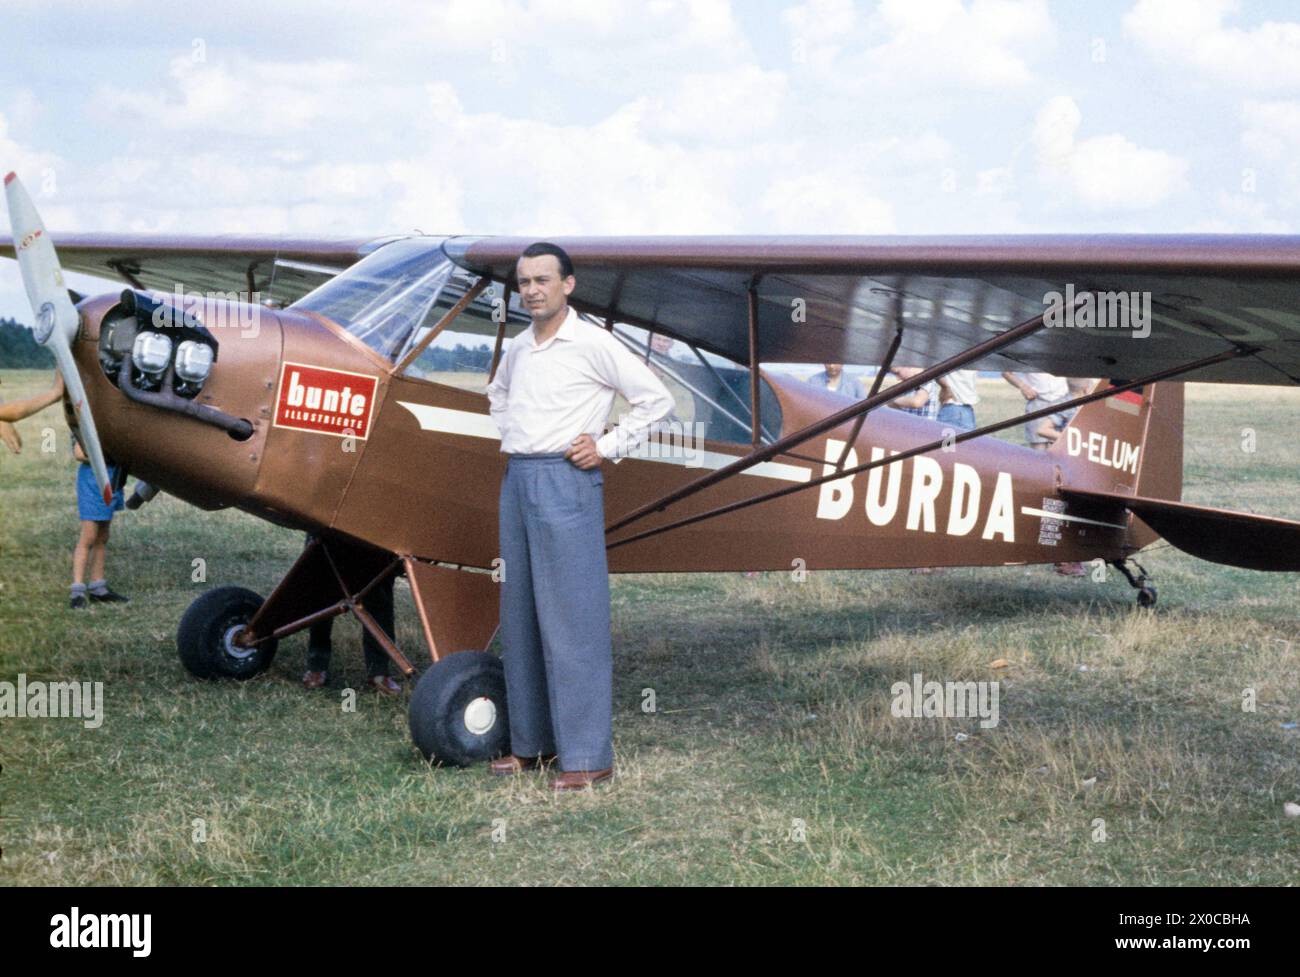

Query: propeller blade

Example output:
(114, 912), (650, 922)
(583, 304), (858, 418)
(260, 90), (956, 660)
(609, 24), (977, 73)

(5, 171), (114, 504)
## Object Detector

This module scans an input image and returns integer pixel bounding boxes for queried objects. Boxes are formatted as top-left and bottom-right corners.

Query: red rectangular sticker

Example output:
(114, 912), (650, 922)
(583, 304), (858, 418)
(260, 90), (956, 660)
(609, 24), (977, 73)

(1106, 389), (1144, 415)
(273, 362), (378, 440)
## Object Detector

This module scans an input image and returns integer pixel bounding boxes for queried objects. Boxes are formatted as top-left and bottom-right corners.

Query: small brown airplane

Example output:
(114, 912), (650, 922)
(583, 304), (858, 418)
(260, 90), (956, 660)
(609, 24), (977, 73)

(5, 171), (1300, 766)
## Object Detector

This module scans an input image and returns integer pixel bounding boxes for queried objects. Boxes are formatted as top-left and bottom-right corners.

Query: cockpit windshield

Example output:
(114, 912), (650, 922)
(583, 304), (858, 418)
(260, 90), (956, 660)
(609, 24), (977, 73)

(290, 238), (460, 360)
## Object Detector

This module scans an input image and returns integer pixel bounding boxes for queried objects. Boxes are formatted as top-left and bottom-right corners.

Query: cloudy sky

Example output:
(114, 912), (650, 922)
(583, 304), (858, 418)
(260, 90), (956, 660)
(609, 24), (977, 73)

(3, 0), (1300, 321)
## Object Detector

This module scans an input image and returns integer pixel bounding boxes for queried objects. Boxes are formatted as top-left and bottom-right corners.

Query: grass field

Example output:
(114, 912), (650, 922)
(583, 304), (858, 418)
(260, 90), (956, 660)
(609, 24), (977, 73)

(1, 370), (1297, 885)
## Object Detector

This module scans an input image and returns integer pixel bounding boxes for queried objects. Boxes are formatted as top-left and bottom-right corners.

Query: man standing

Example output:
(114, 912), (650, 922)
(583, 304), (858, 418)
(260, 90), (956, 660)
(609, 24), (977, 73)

(807, 363), (865, 400)
(486, 242), (674, 791)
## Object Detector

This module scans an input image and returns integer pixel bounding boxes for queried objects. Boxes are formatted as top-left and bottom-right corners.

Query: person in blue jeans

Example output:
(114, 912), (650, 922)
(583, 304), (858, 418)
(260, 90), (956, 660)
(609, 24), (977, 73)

(70, 440), (129, 609)
(937, 369), (980, 432)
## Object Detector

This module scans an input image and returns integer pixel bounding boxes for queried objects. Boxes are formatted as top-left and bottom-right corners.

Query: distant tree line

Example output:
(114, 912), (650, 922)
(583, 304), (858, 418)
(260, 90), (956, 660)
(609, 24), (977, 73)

(0, 318), (55, 368)
(419, 343), (493, 373)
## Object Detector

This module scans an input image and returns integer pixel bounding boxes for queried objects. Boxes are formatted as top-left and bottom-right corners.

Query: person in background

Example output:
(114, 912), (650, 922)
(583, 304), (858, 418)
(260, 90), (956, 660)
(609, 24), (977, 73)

(1063, 377), (1100, 423)
(646, 333), (695, 426)
(1002, 371), (1086, 577)
(1002, 371), (1070, 448)
(300, 533), (402, 695)
(937, 369), (980, 432)
(807, 363), (866, 400)
(70, 439), (130, 609)
(887, 366), (940, 420)
(0, 372), (63, 449)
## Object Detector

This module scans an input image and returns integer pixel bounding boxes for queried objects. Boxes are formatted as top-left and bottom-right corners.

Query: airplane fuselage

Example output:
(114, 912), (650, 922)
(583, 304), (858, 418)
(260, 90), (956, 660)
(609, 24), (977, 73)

(71, 292), (1148, 573)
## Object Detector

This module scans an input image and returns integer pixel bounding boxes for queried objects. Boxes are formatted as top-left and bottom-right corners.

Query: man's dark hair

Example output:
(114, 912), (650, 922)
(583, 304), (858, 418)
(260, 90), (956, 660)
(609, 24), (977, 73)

(518, 241), (574, 278)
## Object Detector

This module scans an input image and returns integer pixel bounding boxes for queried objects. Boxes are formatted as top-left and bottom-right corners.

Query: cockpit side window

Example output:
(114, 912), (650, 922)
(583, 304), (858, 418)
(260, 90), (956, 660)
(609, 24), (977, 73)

(397, 284), (531, 392)
(604, 321), (782, 447)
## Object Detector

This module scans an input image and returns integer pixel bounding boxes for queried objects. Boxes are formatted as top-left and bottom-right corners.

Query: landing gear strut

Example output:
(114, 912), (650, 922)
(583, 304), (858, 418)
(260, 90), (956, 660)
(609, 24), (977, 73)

(1110, 558), (1157, 608)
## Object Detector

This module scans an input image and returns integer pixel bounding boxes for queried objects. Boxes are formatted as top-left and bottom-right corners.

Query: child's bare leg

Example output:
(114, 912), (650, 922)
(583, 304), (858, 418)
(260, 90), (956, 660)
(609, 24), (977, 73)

(87, 522), (128, 603)
(73, 520), (97, 585)
(70, 520), (98, 607)
(90, 522), (110, 582)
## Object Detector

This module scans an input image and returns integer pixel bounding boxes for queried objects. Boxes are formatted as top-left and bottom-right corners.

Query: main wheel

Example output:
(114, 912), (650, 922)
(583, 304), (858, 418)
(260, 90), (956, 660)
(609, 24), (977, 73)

(1137, 584), (1158, 609)
(177, 586), (277, 679)
(409, 651), (510, 766)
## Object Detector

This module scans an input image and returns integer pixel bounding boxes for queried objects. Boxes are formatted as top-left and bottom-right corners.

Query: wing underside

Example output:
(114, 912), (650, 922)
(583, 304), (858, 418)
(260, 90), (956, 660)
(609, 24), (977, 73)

(0, 232), (386, 308)
(444, 234), (1300, 386)
(5, 231), (1300, 385)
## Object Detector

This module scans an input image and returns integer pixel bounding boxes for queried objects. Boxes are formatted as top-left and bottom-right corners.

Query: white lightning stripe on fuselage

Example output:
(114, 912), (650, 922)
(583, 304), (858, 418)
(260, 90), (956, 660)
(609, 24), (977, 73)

(397, 402), (500, 439)
(1020, 506), (1128, 530)
(395, 401), (812, 483)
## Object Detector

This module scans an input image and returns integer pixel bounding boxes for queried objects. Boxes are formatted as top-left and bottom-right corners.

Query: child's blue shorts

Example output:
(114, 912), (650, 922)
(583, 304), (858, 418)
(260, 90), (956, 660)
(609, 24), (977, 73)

(76, 462), (124, 522)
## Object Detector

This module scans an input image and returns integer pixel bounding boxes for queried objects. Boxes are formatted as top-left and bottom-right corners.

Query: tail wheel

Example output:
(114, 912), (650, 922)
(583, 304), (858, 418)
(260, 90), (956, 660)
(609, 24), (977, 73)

(409, 651), (510, 766)
(1137, 584), (1158, 609)
(177, 586), (277, 679)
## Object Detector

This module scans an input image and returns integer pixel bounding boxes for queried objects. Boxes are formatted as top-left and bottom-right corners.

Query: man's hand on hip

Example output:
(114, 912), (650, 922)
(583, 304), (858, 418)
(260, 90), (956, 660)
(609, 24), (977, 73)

(565, 433), (602, 470)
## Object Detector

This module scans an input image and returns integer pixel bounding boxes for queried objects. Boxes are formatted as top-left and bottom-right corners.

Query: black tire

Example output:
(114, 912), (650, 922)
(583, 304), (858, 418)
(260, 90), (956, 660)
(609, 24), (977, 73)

(177, 586), (277, 680)
(409, 651), (510, 766)
(1137, 585), (1158, 609)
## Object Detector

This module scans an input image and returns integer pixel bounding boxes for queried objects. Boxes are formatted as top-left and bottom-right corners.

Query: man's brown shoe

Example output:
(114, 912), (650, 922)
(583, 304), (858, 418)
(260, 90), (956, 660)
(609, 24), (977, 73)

(549, 768), (613, 791)
(302, 670), (328, 690)
(489, 754), (557, 776)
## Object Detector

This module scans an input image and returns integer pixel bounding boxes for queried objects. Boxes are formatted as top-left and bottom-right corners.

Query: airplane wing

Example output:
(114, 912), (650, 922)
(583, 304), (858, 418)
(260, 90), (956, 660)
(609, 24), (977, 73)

(0, 232), (389, 307)
(443, 234), (1300, 386)
(6, 231), (1300, 385)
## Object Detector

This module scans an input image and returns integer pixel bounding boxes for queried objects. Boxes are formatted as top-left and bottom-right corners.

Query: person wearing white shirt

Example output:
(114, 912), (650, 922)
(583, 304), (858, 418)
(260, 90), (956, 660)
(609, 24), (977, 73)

(1002, 371), (1069, 448)
(485, 242), (674, 791)
(1002, 370), (1087, 577)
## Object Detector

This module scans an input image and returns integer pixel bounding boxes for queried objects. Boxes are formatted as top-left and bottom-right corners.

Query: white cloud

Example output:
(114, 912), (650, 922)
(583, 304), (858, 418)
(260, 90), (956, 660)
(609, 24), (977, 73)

(1187, 190), (1290, 232)
(759, 173), (895, 232)
(1241, 98), (1300, 209)
(0, 111), (63, 191)
(408, 0), (754, 90)
(48, 40), (945, 241)
(783, 0), (1053, 91)
(1123, 0), (1300, 90)
(1032, 95), (1188, 210)
(88, 56), (364, 137)
(635, 66), (790, 142)
(1241, 98), (1300, 161)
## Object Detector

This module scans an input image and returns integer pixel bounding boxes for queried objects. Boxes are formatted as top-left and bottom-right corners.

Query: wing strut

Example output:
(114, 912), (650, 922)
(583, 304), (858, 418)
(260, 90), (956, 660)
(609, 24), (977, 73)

(605, 293), (1087, 537)
(489, 281), (511, 382)
(605, 345), (1253, 551)
(747, 278), (762, 448)
(836, 311), (905, 470)
(394, 275), (490, 374)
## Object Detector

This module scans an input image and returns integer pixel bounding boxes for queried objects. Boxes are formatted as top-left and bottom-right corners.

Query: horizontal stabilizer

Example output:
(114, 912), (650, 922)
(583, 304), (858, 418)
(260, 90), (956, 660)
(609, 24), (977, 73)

(1062, 489), (1300, 571)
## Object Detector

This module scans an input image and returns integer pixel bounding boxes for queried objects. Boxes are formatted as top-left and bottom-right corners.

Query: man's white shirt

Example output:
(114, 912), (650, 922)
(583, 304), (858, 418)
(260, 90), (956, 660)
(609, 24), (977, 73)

(1020, 372), (1069, 402)
(486, 306), (675, 460)
(941, 369), (981, 406)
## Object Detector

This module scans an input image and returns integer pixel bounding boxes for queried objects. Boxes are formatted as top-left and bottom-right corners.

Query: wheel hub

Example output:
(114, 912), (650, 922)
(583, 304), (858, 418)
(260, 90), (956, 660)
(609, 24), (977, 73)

(222, 624), (256, 660)
(463, 696), (497, 735)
